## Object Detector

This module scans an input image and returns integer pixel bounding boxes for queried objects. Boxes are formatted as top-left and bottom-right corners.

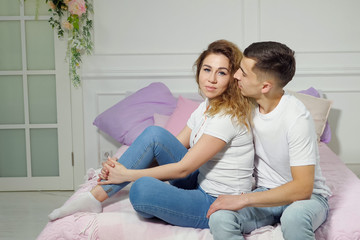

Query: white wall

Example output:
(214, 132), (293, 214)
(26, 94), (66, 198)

(81, 0), (360, 177)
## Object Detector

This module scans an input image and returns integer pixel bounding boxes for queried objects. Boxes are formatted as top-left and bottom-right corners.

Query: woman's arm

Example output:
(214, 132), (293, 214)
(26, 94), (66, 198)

(176, 126), (192, 149)
(98, 134), (226, 185)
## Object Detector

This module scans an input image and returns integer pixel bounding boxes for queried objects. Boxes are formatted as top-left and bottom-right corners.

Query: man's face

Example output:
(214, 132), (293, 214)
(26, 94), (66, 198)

(234, 57), (263, 99)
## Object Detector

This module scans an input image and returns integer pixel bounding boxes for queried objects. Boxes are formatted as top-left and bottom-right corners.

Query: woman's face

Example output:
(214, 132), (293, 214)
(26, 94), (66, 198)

(199, 53), (231, 99)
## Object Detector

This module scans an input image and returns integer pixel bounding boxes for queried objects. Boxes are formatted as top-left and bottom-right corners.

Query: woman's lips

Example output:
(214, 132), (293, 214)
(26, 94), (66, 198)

(206, 86), (216, 91)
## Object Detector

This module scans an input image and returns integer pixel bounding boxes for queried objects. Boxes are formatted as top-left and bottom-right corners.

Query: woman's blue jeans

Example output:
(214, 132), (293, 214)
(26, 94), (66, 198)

(100, 126), (216, 228)
(209, 187), (329, 240)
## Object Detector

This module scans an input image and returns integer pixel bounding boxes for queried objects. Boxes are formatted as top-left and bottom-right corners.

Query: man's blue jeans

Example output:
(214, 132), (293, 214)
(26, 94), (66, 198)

(100, 126), (216, 228)
(209, 187), (329, 240)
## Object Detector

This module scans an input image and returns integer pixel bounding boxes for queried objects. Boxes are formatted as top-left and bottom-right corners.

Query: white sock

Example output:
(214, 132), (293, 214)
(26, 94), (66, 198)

(48, 192), (102, 220)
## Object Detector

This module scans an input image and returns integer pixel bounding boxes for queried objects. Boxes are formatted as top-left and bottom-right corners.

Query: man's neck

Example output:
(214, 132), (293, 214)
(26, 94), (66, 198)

(257, 90), (284, 114)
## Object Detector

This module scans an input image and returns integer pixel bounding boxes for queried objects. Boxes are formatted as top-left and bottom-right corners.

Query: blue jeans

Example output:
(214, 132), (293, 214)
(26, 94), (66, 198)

(209, 187), (329, 240)
(101, 126), (216, 228)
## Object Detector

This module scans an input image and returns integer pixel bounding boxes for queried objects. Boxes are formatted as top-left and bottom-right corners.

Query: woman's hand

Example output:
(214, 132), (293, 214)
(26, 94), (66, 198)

(97, 158), (129, 185)
(97, 157), (117, 181)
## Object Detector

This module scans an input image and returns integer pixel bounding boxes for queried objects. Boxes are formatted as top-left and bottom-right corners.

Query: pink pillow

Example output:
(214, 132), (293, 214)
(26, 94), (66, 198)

(153, 113), (170, 127)
(113, 145), (130, 159)
(165, 96), (201, 136)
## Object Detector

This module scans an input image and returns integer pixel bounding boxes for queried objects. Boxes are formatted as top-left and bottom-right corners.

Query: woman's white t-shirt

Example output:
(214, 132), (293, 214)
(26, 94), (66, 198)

(187, 99), (254, 197)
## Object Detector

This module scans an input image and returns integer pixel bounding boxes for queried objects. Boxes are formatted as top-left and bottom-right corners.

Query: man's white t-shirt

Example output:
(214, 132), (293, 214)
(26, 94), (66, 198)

(187, 99), (254, 197)
(252, 92), (331, 197)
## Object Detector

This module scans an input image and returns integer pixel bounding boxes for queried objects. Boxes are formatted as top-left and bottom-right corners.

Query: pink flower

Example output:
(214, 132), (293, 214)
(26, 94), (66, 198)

(67, 0), (86, 16)
(48, 1), (56, 10)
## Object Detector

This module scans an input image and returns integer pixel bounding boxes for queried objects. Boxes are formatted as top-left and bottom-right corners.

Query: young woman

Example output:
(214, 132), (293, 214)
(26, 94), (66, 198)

(49, 39), (255, 229)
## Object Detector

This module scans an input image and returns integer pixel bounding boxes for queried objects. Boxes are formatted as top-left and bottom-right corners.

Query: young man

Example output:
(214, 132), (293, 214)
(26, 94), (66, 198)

(207, 41), (331, 240)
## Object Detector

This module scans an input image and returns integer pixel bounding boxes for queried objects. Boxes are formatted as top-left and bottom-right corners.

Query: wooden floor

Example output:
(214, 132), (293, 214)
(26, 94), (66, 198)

(0, 191), (73, 240)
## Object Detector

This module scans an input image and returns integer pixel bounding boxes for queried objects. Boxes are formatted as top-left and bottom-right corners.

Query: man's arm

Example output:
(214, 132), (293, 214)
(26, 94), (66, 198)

(207, 164), (314, 217)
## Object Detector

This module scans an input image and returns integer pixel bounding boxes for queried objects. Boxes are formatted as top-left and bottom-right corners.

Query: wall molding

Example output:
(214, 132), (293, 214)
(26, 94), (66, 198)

(82, 67), (360, 80)
(296, 67), (360, 76)
(82, 69), (194, 79)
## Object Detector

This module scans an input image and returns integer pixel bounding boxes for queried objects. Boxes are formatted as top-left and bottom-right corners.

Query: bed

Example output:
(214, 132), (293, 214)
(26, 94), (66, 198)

(37, 82), (360, 240)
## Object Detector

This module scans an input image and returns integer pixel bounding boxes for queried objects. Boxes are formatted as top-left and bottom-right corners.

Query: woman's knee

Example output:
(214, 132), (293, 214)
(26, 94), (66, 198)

(142, 126), (165, 139)
(129, 177), (156, 216)
(137, 126), (168, 146)
(129, 177), (153, 203)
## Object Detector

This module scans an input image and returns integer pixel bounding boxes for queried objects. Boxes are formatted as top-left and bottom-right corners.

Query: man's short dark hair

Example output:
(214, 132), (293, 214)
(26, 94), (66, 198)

(244, 41), (296, 87)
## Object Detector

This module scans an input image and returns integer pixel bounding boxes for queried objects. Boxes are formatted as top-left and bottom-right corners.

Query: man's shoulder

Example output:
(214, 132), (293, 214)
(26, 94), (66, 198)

(283, 93), (310, 114)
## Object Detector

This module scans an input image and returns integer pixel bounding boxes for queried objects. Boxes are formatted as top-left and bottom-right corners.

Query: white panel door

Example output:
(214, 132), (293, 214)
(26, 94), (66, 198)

(0, 0), (73, 190)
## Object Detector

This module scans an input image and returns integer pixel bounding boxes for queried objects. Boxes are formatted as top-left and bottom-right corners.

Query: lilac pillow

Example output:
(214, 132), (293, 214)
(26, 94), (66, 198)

(93, 82), (177, 145)
(298, 87), (331, 143)
(298, 87), (321, 98)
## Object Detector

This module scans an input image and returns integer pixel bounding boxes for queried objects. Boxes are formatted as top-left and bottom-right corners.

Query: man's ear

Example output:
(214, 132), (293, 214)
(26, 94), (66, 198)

(261, 81), (272, 94)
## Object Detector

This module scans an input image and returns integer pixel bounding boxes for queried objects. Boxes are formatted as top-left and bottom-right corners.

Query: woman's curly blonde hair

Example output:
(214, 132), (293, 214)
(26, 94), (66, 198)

(194, 39), (253, 129)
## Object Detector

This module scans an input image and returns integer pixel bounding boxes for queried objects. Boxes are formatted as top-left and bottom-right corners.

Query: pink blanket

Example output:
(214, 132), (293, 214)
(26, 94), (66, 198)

(314, 144), (360, 240)
(38, 143), (360, 240)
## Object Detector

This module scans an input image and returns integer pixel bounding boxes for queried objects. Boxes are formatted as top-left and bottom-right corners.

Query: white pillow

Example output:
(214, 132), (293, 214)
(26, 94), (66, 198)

(288, 91), (332, 142)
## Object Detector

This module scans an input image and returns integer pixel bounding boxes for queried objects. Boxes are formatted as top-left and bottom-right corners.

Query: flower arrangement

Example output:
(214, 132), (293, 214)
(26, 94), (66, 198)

(46, 0), (93, 87)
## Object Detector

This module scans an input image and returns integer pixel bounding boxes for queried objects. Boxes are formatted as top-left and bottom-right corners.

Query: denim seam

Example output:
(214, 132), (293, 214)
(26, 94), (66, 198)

(157, 142), (181, 163)
(130, 143), (154, 169)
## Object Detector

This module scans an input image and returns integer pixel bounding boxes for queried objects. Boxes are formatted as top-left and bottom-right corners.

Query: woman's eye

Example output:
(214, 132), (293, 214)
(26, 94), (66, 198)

(203, 68), (211, 72)
(218, 71), (227, 76)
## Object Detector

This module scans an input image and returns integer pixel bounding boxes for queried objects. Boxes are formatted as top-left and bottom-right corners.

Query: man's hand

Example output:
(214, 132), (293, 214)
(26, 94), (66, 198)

(206, 194), (245, 218)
